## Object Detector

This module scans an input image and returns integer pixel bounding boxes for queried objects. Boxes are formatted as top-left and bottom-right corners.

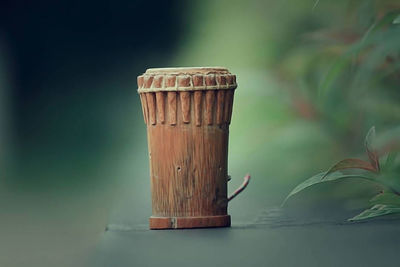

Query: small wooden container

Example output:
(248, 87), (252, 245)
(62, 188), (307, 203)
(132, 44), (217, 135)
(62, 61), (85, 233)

(137, 67), (237, 229)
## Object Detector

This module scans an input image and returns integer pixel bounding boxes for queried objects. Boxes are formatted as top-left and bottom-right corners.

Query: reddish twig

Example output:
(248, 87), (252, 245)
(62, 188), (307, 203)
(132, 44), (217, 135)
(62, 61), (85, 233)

(228, 174), (251, 202)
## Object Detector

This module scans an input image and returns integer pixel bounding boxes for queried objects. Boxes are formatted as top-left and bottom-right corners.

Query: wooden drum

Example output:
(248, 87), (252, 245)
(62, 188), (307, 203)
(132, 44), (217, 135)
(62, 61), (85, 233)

(137, 67), (238, 229)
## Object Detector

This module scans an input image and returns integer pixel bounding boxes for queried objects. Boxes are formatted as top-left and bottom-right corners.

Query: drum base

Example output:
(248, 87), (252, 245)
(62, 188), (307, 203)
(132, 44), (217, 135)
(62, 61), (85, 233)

(149, 215), (231, 229)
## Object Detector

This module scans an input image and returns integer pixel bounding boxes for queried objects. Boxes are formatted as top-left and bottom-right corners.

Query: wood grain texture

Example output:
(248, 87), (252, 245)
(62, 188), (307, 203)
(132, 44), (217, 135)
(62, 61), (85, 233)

(205, 90), (215, 125)
(148, 122), (229, 217)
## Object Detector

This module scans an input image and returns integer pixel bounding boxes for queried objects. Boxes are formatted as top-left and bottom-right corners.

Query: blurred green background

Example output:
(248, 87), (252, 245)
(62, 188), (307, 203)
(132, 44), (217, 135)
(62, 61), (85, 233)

(1, 0), (400, 266)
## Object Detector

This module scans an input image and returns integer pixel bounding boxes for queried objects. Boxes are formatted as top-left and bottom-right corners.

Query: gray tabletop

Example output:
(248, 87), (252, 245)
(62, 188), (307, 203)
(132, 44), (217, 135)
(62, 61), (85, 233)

(90, 204), (400, 267)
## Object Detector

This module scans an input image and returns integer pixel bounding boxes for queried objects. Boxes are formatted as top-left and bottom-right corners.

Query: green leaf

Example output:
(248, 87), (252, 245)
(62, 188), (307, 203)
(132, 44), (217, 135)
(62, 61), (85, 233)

(370, 192), (400, 206)
(361, 12), (400, 45)
(376, 173), (400, 196)
(318, 57), (351, 98)
(393, 14), (400, 24)
(322, 158), (377, 179)
(365, 126), (380, 171)
(375, 126), (400, 155)
(283, 172), (377, 205)
(384, 151), (398, 171)
(348, 204), (400, 221)
(365, 126), (376, 149)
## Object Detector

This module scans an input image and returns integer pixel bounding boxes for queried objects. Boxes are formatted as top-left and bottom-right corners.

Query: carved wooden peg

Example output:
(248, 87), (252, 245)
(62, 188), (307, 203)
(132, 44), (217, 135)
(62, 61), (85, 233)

(180, 91), (191, 123)
(139, 93), (148, 124)
(194, 91), (202, 126)
(167, 92), (177, 125)
(216, 90), (225, 125)
(146, 93), (156, 125)
(155, 92), (165, 124)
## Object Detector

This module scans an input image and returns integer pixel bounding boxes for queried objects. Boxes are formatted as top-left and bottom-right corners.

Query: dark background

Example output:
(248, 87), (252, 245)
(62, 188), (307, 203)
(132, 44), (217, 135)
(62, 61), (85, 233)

(1, 1), (187, 265)
(1, 0), (185, 188)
